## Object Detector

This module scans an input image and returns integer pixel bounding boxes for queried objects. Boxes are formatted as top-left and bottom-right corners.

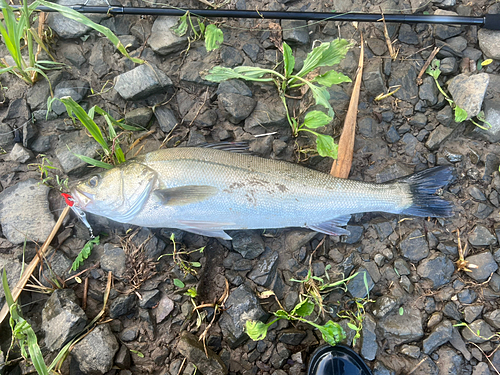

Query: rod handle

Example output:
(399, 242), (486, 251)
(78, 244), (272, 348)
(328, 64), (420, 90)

(484, 14), (500, 30)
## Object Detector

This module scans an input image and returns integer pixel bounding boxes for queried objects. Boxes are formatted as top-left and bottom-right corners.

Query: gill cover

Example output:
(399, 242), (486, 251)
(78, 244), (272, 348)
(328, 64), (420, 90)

(72, 162), (157, 222)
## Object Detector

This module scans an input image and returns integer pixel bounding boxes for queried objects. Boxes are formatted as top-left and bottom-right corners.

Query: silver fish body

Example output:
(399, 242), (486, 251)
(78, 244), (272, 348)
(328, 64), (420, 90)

(71, 147), (453, 239)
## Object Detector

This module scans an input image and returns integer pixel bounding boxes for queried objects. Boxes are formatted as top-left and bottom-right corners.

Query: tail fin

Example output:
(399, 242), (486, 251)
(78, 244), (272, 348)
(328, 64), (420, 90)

(398, 166), (454, 217)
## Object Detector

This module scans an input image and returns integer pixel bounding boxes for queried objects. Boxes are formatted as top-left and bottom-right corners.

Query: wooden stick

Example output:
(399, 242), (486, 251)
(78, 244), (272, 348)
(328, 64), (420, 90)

(0, 206), (71, 325)
(330, 32), (364, 179)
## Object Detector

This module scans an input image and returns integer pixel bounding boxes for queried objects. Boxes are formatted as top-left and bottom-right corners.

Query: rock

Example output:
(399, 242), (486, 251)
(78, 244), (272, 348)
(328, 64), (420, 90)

(342, 225), (364, 244)
(409, 113), (427, 129)
(0, 124), (14, 147)
(400, 229), (429, 262)
(468, 97), (500, 143)
(219, 284), (268, 348)
(114, 64), (173, 100)
(244, 98), (288, 135)
(109, 294), (136, 319)
(88, 40), (109, 78)
(400, 344), (420, 359)
(217, 80), (252, 98)
(433, 10), (463, 39)
(242, 42), (262, 62)
(148, 17), (188, 55)
(366, 38), (387, 56)
(138, 290), (160, 309)
(419, 76), (439, 106)
(490, 273), (500, 292)
(100, 244), (127, 279)
(180, 61), (215, 86)
(0, 258), (24, 303)
(218, 93), (256, 124)
(436, 347), (463, 375)
(50, 80), (90, 115)
(440, 57), (457, 75)
(7, 143), (33, 163)
(448, 73), (490, 120)
(372, 296), (397, 318)
(124, 107), (153, 128)
(484, 310), (500, 330)
(458, 289), (477, 304)
(155, 294), (175, 323)
(372, 220), (394, 241)
(220, 46), (244, 67)
(464, 305), (483, 324)
(464, 252), (498, 282)
(115, 345), (131, 370)
(478, 29), (500, 60)
(120, 326), (139, 342)
(461, 320), (494, 343)
(472, 362), (491, 375)
(388, 62), (418, 103)
(385, 126), (401, 143)
(360, 314), (377, 361)
(42, 289), (87, 352)
(71, 324), (119, 375)
(231, 231), (265, 259)
(474, 203), (494, 219)
(443, 302), (462, 321)
(177, 332), (227, 375)
(469, 186), (487, 201)
(41, 249), (75, 287)
(398, 24), (418, 45)
(279, 329), (306, 345)
(247, 249), (279, 287)
(347, 268), (374, 299)
(27, 71), (63, 111)
(55, 131), (100, 176)
(425, 125), (454, 151)
(118, 35), (139, 51)
(61, 43), (86, 67)
(282, 20), (309, 45)
(449, 326), (471, 361)
(363, 58), (385, 96)
(417, 252), (455, 288)
(0, 179), (56, 244)
(422, 320), (453, 354)
(377, 307), (424, 346)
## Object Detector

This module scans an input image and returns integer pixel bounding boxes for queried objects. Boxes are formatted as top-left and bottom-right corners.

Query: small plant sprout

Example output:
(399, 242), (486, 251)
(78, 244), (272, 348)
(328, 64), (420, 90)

(172, 11), (223, 52)
(205, 40), (353, 158)
(158, 233), (205, 276)
(71, 236), (100, 271)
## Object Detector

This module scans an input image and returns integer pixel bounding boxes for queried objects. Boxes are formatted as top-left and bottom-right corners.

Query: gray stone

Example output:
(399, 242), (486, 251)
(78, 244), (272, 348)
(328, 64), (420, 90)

(0, 179), (56, 244)
(465, 252), (498, 282)
(372, 297), (397, 319)
(472, 362), (491, 375)
(217, 80), (252, 98)
(232, 231), (265, 259)
(125, 107), (153, 128)
(109, 294), (136, 319)
(27, 71), (63, 111)
(342, 225), (363, 244)
(244, 98), (288, 135)
(423, 320), (453, 354)
(360, 314), (377, 361)
(474, 203), (494, 219)
(61, 43), (86, 68)
(42, 289), (87, 352)
(220, 46), (243, 67)
(385, 126), (400, 143)
(7, 143), (32, 163)
(373, 220), (394, 241)
(443, 302), (462, 321)
(436, 106), (453, 126)
(155, 294), (174, 323)
(41, 249), (74, 287)
(478, 28), (500, 60)
(425, 125), (454, 151)
(400, 229), (429, 262)
(138, 290), (161, 309)
(388, 62), (418, 102)
(436, 347), (463, 375)
(461, 320), (494, 343)
(218, 93), (256, 124)
(419, 76), (439, 106)
(347, 268), (374, 299)
(484, 309), (500, 330)
(219, 284), (268, 348)
(118, 35), (139, 51)
(114, 64), (173, 100)
(449, 326), (471, 361)
(398, 24), (418, 45)
(401, 344), (420, 359)
(278, 329), (306, 345)
(154, 106), (178, 134)
(71, 324), (119, 375)
(180, 61), (215, 85)
(0, 258), (25, 303)
(115, 345), (131, 369)
(445, 36), (467, 54)
(242, 42), (261, 62)
(464, 305), (483, 324)
(0, 124), (14, 147)
(177, 332), (227, 375)
(55, 131), (100, 175)
(148, 17), (189, 55)
(433, 10), (463, 39)
(468, 97), (500, 143)
(282, 20), (309, 45)
(247, 249), (279, 287)
(366, 38), (387, 56)
(448, 73), (490, 120)
(469, 187), (487, 201)
(409, 113), (427, 129)
(363, 58), (385, 96)
(440, 57), (457, 75)
(377, 307), (424, 346)
(458, 289), (477, 304)
(88, 40), (109, 78)
(51, 80), (90, 115)
(100, 244), (127, 279)
(417, 252), (455, 288)
(394, 258), (410, 276)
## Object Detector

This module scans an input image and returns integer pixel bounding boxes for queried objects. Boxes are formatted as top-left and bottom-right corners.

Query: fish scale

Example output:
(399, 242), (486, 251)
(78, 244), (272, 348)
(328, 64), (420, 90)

(71, 147), (453, 239)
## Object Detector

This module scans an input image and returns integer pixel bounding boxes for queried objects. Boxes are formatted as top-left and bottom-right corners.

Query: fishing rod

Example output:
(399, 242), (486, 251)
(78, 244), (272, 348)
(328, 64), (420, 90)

(11, 5), (500, 30)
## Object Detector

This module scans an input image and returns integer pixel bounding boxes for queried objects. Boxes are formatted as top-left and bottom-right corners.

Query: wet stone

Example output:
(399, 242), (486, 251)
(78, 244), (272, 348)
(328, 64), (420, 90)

(394, 258), (411, 276)
(347, 268), (374, 299)
(448, 73), (489, 120)
(372, 296), (397, 319)
(465, 252), (498, 282)
(363, 58), (385, 97)
(341, 225), (364, 244)
(443, 302), (462, 321)
(124, 107), (153, 128)
(400, 229), (429, 262)
(109, 294), (137, 319)
(464, 305), (483, 324)
(423, 320), (453, 354)
(419, 76), (439, 106)
(474, 203), (494, 219)
(247, 249), (279, 287)
(360, 314), (377, 361)
(282, 20), (309, 45)
(114, 64), (173, 101)
(461, 320), (494, 343)
(458, 289), (477, 304)
(148, 17), (188, 55)
(425, 125), (454, 151)
(469, 225), (497, 247)
(377, 307), (424, 346)
(231, 231), (265, 259)
(427, 312), (443, 329)
(177, 332), (228, 375)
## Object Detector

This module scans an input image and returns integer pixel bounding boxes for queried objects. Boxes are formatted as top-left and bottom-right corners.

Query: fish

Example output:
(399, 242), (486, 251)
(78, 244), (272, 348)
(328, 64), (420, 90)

(70, 146), (454, 240)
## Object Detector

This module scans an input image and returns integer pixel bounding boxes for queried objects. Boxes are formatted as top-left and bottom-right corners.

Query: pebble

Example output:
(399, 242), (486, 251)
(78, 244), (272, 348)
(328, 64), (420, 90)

(423, 319), (453, 355)
(465, 252), (498, 282)
(231, 231), (265, 259)
(400, 229), (429, 262)
(469, 225), (497, 247)
(155, 294), (175, 324)
(419, 76), (439, 106)
(457, 289), (477, 304)
(461, 320), (494, 343)
(177, 332), (228, 375)
(425, 125), (454, 151)
(436, 347), (463, 375)
(346, 268), (374, 299)
(125, 107), (153, 128)
(464, 305), (483, 324)
(100, 244), (127, 279)
(154, 106), (178, 133)
(148, 17), (188, 55)
(109, 294), (137, 319)
(248, 249), (279, 287)
(478, 28), (500, 60)
(484, 309), (500, 330)
(378, 307), (424, 347)
(474, 203), (494, 219)
(114, 64), (173, 101)
(433, 10), (463, 39)
(7, 143), (33, 163)
(448, 73), (490, 120)
(468, 187), (487, 201)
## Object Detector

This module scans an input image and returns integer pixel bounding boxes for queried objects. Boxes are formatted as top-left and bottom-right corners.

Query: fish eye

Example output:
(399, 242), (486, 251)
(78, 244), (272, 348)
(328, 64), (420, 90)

(88, 176), (99, 188)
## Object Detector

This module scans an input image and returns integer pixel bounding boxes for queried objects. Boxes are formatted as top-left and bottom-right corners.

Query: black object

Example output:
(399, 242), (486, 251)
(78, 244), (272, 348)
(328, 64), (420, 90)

(9, 5), (500, 30)
(308, 345), (373, 375)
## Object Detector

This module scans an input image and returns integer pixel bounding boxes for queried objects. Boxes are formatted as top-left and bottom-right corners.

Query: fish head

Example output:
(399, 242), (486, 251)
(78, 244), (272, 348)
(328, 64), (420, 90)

(70, 162), (157, 222)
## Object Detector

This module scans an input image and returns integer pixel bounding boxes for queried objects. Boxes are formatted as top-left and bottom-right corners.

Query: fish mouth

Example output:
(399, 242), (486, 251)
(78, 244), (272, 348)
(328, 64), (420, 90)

(70, 187), (93, 209)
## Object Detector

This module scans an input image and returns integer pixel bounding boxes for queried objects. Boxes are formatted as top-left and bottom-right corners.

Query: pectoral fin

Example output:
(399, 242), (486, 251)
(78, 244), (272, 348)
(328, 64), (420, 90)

(178, 219), (234, 240)
(153, 185), (218, 206)
(307, 215), (352, 236)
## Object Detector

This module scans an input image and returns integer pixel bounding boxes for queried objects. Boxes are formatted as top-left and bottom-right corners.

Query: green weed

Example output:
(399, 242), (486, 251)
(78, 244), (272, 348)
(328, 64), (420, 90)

(71, 236), (100, 271)
(159, 233), (205, 276)
(205, 40), (352, 158)
(172, 11), (224, 52)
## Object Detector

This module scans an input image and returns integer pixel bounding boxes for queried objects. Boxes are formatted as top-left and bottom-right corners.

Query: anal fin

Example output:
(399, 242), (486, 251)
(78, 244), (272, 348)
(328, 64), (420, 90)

(178, 220), (234, 240)
(307, 215), (352, 236)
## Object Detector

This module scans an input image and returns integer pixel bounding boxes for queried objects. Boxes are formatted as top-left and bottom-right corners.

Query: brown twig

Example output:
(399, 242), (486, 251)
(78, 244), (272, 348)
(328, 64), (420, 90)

(83, 277), (89, 310)
(416, 46), (441, 85)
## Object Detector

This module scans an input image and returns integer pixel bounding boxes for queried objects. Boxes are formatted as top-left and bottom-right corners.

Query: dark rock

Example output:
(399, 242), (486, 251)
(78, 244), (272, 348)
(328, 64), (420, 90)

(436, 347), (463, 375)
(469, 225), (497, 247)
(0, 179), (56, 244)
(461, 320), (494, 343)
(484, 153), (500, 181)
(177, 331), (228, 375)
(187, 129), (206, 146)
(436, 106), (453, 126)
(115, 345), (131, 370)
(422, 320), (453, 354)
(466, 98), (500, 143)
(443, 302), (462, 321)
(50, 80), (90, 115)
(385, 126), (401, 143)
(366, 38), (387, 56)
(465, 252), (498, 282)
(219, 284), (268, 348)
(55, 131), (100, 176)
(409, 113), (427, 129)
(398, 24), (418, 45)
(88, 40), (109, 78)
(61, 43), (86, 68)
(242, 42), (262, 62)
(372, 296), (397, 318)
(148, 17), (188, 55)
(114, 64), (173, 100)
(363, 58), (385, 96)
(155, 294), (174, 323)
(231, 231), (265, 259)
(440, 57), (457, 75)
(373, 220), (394, 241)
(218, 93), (256, 124)
(347, 268), (374, 299)
(448, 73), (489, 120)
(0, 124), (14, 147)
(377, 307), (423, 346)
(180, 61), (215, 85)
(357, 117), (376, 138)
(388, 62), (418, 102)
(458, 289), (477, 304)
(449, 326), (472, 361)
(434, 10), (463, 39)
(464, 305), (483, 324)
(100, 244), (127, 279)
(425, 125), (454, 151)
(282, 20), (309, 45)
(71, 324), (118, 375)
(400, 229), (429, 262)
(244, 98), (288, 135)
(138, 290), (160, 309)
(124, 107), (153, 128)
(118, 35), (139, 51)
(220, 46), (244, 67)
(217, 80), (252, 97)
(360, 314), (377, 361)
(247, 249), (279, 287)
(42, 289), (87, 352)
(278, 329), (306, 345)
(394, 258), (411, 276)
(469, 186), (487, 201)
(109, 294), (136, 319)
(341, 225), (364, 244)
(474, 203), (494, 219)
(375, 162), (413, 184)
(489, 273), (500, 292)
(27, 71), (63, 111)
(41, 249), (75, 287)
(400, 344), (420, 359)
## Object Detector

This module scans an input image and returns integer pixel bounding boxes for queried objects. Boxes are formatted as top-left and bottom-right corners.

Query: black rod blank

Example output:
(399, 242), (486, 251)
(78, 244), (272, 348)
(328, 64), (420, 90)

(11, 6), (500, 30)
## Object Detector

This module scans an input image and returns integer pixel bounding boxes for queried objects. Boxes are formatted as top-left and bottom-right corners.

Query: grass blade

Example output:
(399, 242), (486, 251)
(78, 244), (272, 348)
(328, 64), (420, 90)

(73, 154), (113, 169)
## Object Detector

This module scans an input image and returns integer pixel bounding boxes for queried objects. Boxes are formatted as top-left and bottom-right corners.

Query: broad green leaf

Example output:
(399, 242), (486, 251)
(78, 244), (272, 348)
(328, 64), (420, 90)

(347, 322), (358, 330)
(297, 39), (351, 78)
(245, 320), (269, 341)
(303, 110), (332, 129)
(291, 299), (315, 317)
(205, 66), (275, 83)
(454, 106), (468, 122)
(173, 278), (185, 288)
(426, 59), (441, 80)
(306, 83), (334, 117)
(316, 134), (338, 159)
(171, 13), (188, 36)
(283, 42), (295, 78)
(190, 262), (201, 267)
(73, 154), (113, 169)
(274, 310), (290, 319)
(205, 24), (224, 52)
(318, 320), (346, 346)
(313, 70), (352, 87)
